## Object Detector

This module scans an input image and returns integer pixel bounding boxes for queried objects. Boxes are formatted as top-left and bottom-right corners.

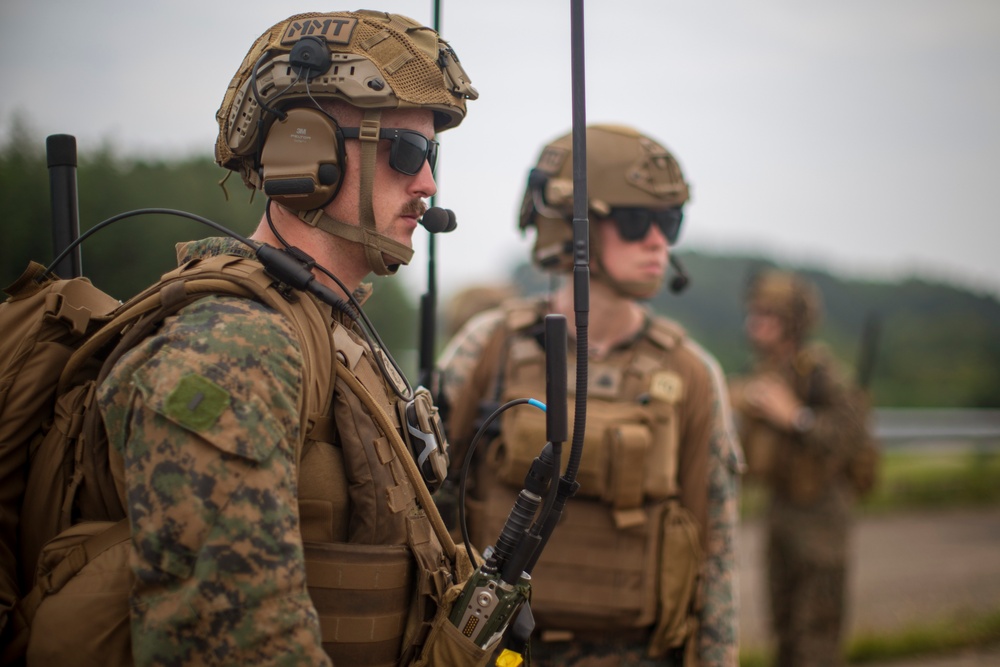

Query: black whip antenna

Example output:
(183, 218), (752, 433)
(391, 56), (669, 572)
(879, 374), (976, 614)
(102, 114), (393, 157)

(417, 0), (445, 391)
(47, 134), (82, 278)
(521, 0), (590, 573)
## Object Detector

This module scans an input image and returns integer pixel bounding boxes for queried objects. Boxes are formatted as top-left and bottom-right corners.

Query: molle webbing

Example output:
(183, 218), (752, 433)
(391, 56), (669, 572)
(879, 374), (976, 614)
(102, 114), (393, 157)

(495, 305), (687, 507)
(305, 542), (414, 667)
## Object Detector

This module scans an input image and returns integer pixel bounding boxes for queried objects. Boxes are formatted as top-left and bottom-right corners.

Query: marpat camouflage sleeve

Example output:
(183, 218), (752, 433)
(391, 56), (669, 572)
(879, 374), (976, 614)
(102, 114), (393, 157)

(438, 308), (505, 401)
(689, 341), (744, 667)
(98, 296), (330, 666)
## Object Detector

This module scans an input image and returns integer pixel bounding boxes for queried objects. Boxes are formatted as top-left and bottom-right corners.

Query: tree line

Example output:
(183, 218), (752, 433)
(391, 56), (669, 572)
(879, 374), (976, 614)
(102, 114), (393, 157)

(4, 119), (998, 408)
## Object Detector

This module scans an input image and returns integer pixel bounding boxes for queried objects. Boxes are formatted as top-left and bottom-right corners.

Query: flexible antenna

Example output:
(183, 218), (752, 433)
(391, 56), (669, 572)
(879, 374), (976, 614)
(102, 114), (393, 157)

(521, 0), (590, 573)
(47, 134), (82, 278)
(417, 0), (445, 390)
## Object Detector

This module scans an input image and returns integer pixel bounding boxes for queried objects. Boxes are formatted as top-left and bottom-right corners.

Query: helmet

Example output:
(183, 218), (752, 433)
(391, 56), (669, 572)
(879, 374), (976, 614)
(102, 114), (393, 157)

(745, 269), (823, 342)
(215, 10), (478, 275)
(517, 124), (689, 298)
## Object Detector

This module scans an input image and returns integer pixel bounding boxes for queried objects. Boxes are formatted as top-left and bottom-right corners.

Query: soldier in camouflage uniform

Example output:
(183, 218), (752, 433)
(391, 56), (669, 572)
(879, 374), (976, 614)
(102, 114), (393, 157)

(93, 11), (487, 667)
(438, 125), (744, 666)
(729, 270), (866, 667)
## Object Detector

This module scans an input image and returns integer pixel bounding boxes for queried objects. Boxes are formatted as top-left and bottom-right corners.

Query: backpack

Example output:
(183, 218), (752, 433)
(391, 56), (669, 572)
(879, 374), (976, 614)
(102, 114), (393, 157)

(0, 255), (336, 664)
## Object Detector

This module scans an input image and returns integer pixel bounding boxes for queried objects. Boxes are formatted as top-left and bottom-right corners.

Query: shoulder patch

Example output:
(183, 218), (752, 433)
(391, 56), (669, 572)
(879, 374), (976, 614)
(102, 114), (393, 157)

(504, 297), (546, 332)
(164, 373), (230, 431)
(650, 370), (684, 404)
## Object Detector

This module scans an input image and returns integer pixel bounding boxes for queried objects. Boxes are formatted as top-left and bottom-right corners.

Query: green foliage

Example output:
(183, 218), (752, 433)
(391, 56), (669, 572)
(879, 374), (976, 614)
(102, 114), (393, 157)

(1, 122), (264, 299)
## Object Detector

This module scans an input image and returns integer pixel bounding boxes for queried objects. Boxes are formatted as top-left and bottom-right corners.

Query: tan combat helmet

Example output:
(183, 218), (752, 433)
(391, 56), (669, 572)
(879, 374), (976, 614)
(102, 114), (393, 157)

(216, 10), (478, 275)
(746, 269), (823, 343)
(517, 124), (689, 298)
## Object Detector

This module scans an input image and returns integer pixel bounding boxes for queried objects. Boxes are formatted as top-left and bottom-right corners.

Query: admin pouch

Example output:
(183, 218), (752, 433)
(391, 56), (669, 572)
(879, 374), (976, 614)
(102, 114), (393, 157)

(465, 301), (702, 656)
(0, 254), (336, 665)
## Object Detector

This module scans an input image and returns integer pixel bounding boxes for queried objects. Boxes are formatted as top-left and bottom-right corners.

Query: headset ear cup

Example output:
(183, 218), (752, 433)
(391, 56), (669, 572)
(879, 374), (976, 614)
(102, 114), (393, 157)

(260, 107), (345, 211)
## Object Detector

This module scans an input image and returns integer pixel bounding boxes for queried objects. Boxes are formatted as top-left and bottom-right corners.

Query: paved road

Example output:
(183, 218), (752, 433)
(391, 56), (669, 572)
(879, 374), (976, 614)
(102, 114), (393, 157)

(738, 506), (1000, 663)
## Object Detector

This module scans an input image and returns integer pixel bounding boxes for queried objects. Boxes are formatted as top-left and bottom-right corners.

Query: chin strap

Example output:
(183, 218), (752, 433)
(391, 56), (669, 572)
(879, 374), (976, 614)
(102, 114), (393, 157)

(295, 107), (415, 277)
(296, 207), (415, 275)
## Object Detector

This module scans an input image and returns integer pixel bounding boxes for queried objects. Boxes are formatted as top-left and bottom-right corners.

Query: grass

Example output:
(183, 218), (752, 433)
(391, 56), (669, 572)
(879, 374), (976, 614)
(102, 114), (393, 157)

(860, 447), (1000, 514)
(739, 607), (1000, 666)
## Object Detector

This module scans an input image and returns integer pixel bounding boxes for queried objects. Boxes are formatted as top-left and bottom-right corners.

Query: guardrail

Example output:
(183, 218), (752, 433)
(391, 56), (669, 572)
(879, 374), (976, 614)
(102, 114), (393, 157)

(872, 408), (1000, 446)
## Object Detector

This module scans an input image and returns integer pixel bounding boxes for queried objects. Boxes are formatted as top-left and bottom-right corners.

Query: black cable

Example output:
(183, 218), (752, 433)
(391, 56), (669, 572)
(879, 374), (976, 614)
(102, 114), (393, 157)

(458, 397), (543, 567)
(44, 208), (255, 277)
(250, 51), (288, 121)
(264, 200), (415, 401)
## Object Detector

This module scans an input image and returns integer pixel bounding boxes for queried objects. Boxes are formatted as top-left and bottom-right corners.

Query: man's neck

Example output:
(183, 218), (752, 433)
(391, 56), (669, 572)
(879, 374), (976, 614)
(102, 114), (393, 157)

(250, 206), (364, 300)
(551, 280), (646, 358)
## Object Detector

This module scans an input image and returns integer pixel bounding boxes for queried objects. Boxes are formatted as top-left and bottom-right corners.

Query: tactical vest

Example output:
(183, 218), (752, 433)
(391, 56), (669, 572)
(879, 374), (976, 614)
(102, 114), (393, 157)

(465, 301), (702, 658)
(734, 347), (868, 506)
(12, 253), (464, 667)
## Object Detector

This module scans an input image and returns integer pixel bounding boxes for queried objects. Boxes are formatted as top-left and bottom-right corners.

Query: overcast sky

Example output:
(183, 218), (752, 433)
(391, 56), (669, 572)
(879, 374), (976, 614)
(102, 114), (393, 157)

(2, 0), (998, 301)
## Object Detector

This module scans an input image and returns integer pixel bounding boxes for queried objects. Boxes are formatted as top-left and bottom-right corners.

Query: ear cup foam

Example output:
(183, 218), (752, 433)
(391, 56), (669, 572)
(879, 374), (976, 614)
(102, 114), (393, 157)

(261, 107), (345, 211)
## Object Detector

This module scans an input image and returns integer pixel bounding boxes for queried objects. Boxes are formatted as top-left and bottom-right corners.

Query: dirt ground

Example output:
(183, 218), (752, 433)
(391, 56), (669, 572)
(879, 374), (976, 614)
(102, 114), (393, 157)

(738, 506), (1000, 665)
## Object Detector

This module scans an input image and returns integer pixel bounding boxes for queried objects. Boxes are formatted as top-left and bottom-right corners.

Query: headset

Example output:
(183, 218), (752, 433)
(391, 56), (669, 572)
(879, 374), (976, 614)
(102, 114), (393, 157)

(260, 107), (347, 211)
(248, 35), (352, 213)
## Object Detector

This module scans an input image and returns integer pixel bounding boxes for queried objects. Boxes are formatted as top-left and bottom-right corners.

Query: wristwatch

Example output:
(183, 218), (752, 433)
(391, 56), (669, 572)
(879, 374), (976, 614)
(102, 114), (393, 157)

(792, 407), (815, 434)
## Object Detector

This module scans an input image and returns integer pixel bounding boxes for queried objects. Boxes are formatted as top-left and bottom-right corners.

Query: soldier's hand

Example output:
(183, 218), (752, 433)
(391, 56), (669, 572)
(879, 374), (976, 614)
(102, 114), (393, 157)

(745, 374), (802, 431)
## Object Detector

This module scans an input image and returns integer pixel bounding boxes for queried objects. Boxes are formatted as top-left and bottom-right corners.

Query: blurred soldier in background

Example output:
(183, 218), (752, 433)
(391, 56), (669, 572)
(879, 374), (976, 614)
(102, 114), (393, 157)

(730, 269), (868, 667)
(444, 283), (518, 339)
(438, 124), (743, 666)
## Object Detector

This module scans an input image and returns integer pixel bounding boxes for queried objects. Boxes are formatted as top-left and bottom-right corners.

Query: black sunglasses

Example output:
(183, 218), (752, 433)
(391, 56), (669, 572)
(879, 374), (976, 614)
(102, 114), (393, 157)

(608, 207), (684, 244)
(339, 127), (438, 176)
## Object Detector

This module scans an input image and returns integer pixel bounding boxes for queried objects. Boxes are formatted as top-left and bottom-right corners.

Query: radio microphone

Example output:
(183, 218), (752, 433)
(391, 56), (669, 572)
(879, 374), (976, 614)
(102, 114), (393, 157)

(668, 254), (690, 293)
(420, 207), (457, 233)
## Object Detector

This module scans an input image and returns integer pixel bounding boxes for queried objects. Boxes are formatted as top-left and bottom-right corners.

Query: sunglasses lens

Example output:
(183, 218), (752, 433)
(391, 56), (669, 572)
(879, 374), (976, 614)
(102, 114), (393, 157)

(658, 210), (683, 244)
(610, 208), (683, 243)
(614, 210), (652, 241)
(392, 131), (436, 175)
(426, 141), (438, 173)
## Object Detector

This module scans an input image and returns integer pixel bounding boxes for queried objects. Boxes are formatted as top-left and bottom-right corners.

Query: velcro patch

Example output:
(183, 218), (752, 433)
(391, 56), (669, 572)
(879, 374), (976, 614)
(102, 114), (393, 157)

(164, 373), (230, 431)
(281, 17), (357, 46)
(650, 371), (684, 404)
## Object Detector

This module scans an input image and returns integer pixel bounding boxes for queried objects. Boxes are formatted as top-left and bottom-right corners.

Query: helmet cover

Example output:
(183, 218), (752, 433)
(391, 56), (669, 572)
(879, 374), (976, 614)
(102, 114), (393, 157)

(518, 124), (690, 297)
(746, 269), (823, 341)
(216, 10), (478, 191)
(519, 125), (689, 267)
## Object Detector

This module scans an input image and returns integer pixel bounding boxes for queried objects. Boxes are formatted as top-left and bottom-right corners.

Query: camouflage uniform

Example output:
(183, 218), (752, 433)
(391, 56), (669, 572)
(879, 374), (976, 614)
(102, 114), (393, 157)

(96, 237), (329, 665)
(734, 345), (864, 667)
(439, 303), (743, 667)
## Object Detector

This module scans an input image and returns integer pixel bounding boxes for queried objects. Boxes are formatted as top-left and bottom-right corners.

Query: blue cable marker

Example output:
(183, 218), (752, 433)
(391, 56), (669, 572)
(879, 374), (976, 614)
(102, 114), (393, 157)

(529, 399), (546, 412)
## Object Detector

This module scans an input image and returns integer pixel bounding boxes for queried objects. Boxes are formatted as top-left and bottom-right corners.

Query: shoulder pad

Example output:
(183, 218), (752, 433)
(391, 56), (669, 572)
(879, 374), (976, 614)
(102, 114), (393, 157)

(503, 297), (546, 333)
(646, 316), (686, 351)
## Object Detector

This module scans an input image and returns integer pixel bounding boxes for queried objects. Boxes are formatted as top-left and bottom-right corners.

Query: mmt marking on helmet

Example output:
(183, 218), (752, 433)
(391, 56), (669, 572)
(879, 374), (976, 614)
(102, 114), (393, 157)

(281, 17), (358, 45)
(537, 145), (568, 175)
(650, 371), (684, 404)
